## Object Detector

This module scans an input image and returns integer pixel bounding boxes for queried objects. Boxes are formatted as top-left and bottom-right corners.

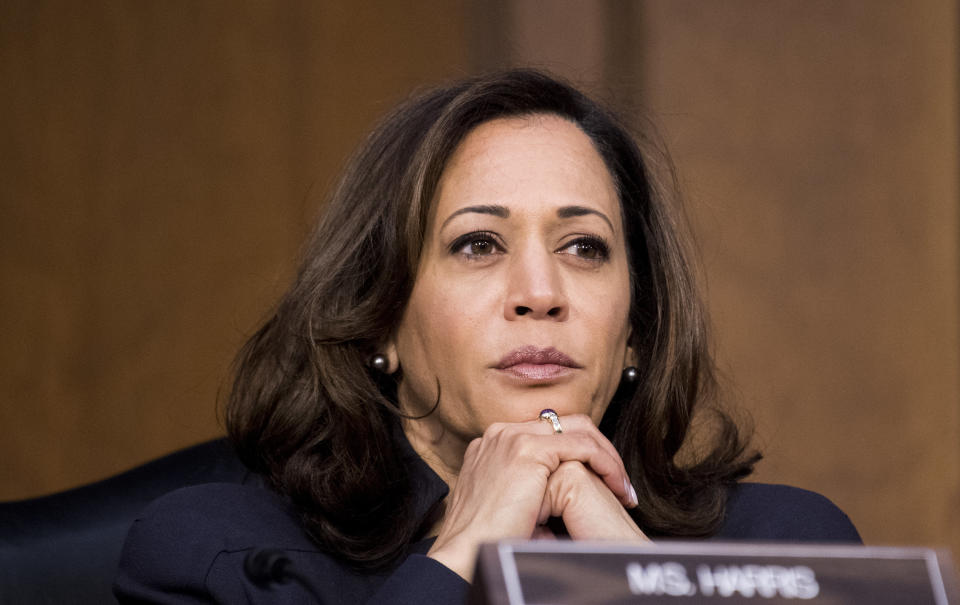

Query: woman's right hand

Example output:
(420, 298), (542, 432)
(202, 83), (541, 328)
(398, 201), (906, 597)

(425, 414), (638, 581)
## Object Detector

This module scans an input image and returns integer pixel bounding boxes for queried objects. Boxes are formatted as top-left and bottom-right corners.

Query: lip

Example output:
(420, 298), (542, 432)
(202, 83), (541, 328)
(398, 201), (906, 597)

(494, 346), (582, 381)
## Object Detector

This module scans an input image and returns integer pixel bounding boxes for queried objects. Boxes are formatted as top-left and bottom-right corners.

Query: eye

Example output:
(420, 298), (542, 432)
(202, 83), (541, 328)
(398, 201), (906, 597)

(557, 236), (610, 262)
(449, 231), (505, 259)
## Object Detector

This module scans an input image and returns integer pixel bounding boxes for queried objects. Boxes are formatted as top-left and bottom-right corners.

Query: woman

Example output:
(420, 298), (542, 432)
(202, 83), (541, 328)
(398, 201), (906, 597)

(115, 69), (859, 604)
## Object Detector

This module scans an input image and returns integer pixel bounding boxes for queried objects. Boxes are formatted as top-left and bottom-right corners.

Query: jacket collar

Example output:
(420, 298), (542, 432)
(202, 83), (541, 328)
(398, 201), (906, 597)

(393, 417), (450, 538)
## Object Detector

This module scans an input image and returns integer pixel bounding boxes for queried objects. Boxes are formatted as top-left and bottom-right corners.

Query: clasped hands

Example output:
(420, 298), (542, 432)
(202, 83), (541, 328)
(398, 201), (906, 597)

(426, 413), (650, 581)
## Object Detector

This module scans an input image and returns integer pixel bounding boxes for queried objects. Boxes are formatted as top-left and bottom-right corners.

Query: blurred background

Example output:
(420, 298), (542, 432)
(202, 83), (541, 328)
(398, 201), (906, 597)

(2, 1), (957, 559)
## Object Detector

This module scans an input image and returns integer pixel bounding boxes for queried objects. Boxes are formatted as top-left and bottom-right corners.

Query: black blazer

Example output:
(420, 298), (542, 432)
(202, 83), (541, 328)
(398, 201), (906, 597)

(115, 465), (860, 604)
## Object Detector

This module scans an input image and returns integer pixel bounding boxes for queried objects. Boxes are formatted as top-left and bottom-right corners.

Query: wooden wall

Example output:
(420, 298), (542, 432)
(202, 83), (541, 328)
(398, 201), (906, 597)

(2, 0), (958, 561)
(0, 1), (468, 497)
(636, 0), (960, 559)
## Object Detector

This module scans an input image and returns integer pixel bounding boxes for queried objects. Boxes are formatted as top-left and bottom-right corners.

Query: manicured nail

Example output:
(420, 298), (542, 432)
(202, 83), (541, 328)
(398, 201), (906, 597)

(624, 479), (639, 508)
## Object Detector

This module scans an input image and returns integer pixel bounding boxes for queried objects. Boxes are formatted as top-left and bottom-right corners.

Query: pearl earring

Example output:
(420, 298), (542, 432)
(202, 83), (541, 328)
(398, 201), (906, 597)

(622, 366), (638, 383)
(370, 354), (389, 373)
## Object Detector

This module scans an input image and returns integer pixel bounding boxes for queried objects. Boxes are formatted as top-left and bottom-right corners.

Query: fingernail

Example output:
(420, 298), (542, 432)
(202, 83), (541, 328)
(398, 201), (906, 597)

(623, 479), (638, 508)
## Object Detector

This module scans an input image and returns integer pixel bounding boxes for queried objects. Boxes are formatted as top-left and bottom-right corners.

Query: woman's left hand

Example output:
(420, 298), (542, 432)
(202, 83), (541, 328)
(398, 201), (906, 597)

(538, 459), (650, 542)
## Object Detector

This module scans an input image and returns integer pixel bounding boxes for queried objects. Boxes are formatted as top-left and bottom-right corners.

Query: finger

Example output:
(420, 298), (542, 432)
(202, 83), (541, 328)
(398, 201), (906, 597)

(527, 414), (636, 507)
(525, 414), (624, 474)
(528, 413), (628, 480)
(550, 414), (628, 477)
(544, 462), (650, 542)
(529, 432), (636, 507)
(538, 491), (551, 525)
(486, 418), (637, 507)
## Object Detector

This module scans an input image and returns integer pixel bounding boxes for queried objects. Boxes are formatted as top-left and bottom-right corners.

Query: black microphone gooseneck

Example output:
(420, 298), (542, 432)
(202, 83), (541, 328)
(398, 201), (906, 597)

(244, 548), (325, 603)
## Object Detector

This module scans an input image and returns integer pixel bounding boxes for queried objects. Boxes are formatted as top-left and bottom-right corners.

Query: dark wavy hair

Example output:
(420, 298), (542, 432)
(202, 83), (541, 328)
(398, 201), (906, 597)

(226, 68), (759, 570)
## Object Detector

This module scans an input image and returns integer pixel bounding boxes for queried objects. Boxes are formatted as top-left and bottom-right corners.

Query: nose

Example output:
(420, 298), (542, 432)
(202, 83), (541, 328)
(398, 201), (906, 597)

(503, 245), (569, 321)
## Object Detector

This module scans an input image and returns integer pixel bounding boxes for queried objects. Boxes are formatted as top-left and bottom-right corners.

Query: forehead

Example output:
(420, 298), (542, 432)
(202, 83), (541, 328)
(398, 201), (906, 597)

(430, 114), (621, 229)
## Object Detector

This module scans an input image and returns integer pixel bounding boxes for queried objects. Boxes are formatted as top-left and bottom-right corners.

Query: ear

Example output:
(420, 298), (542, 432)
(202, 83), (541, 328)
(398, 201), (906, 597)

(624, 344), (639, 368)
(380, 338), (401, 374)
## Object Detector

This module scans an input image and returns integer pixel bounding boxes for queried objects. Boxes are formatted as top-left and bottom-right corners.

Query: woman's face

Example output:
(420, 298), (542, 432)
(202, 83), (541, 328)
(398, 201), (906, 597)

(389, 114), (633, 446)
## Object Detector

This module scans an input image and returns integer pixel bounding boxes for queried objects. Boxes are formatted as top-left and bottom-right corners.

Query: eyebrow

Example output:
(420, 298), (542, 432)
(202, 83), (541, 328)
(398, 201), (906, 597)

(556, 205), (614, 231)
(439, 203), (614, 232)
(440, 205), (509, 230)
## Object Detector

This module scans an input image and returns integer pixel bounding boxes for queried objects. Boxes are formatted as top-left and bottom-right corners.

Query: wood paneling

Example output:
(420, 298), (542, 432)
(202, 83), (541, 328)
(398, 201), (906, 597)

(635, 0), (960, 557)
(0, 1), (466, 499)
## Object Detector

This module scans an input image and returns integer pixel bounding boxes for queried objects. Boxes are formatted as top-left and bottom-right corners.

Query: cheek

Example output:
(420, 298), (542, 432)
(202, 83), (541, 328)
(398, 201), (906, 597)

(398, 276), (488, 375)
(580, 274), (633, 389)
(395, 276), (497, 418)
(576, 272), (631, 336)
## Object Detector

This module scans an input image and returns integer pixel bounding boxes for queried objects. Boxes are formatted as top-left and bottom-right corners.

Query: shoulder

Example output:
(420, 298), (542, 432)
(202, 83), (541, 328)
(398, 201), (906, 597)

(715, 482), (861, 543)
(114, 483), (333, 603)
(114, 483), (470, 604)
(123, 482), (312, 553)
